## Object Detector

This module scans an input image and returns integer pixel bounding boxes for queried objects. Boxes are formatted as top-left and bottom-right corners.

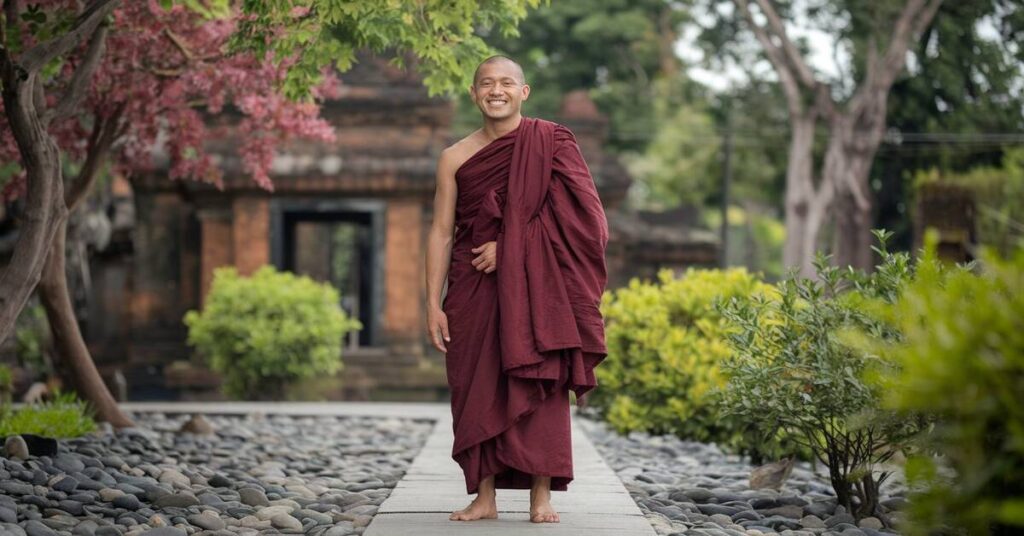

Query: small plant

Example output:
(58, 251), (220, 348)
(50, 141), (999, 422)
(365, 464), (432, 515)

(716, 230), (929, 522)
(0, 389), (97, 438)
(183, 265), (362, 400)
(849, 231), (1024, 536)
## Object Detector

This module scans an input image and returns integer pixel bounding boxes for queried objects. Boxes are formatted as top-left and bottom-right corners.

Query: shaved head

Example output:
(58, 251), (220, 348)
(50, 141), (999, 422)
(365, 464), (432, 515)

(473, 55), (526, 86)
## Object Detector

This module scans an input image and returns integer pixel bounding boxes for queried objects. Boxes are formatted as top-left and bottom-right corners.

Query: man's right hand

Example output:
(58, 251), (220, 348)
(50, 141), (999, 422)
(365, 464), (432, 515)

(427, 307), (451, 353)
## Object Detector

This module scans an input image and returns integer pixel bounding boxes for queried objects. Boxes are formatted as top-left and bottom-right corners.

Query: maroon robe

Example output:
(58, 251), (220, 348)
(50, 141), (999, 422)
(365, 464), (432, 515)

(442, 116), (609, 495)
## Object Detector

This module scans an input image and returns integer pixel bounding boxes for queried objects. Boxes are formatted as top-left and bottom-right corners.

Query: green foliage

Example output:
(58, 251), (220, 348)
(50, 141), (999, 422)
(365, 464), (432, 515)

(592, 266), (777, 450)
(623, 103), (720, 209)
(14, 300), (50, 375)
(716, 230), (930, 520)
(475, 0), (698, 153)
(0, 364), (12, 405)
(914, 147), (1024, 258)
(0, 390), (97, 439)
(233, 0), (543, 100)
(183, 265), (362, 400)
(703, 203), (786, 281)
(849, 231), (1024, 536)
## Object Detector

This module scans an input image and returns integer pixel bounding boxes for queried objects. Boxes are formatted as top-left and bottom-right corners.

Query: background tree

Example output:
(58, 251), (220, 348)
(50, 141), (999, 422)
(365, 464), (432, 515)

(0, 0), (540, 426)
(461, 0), (701, 153)
(713, 0), (943, 276)
(875, 0), (1024, 250)
(697, 0), (1023, 275)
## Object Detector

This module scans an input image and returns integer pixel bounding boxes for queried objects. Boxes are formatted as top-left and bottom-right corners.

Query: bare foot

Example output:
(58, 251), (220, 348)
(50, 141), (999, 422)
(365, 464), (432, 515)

(451, 476), (498, 521)
(449, 494), (498, 521)
(529, 476), (560, 523)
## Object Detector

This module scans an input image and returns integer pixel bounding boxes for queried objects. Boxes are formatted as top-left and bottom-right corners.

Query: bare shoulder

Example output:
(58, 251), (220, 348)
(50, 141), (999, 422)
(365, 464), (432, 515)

(440, 129), (486, 172)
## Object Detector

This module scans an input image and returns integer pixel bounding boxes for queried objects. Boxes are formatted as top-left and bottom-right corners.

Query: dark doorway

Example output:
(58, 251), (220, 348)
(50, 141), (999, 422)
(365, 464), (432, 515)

(270, 199), (384, 348)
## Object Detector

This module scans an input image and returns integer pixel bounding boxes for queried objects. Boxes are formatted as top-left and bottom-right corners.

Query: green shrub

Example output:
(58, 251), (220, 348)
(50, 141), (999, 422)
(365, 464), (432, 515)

(849, 231), (1024, 536)
(0, 364), (12, 404)
(592, 267), (777, 449)
(0, 389), (97, 438)
(183, 265), (362, 400)
(14, 300), (50, 375)
(716, 230), (929, 522)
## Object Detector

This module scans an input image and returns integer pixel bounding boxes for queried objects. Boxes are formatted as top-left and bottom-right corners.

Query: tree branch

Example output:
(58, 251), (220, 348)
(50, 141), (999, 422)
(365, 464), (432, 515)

(849, 0), (943, 116)
(66, 104), (122, 211)
(19, 0), (118, 74)
(751, 0), (817, 88)
(734, 0), (804, 115)
(164, 28), (193, 61)
(878, 0), (943, 88)
(44, 21), (108, 126)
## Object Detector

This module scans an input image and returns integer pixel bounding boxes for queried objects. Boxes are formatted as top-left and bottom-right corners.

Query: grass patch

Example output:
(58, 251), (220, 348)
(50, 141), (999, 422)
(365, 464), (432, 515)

(0, 390), (97, 439)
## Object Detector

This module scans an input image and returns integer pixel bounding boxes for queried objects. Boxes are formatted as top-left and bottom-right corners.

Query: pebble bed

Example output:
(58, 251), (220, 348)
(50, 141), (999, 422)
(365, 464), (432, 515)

(577, 415), (910, 536)
(0, 412), (433, 536)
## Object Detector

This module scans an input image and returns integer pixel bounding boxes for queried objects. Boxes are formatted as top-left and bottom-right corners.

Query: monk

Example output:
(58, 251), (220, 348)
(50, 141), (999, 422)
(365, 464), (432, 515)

(425, 55), (609, 524)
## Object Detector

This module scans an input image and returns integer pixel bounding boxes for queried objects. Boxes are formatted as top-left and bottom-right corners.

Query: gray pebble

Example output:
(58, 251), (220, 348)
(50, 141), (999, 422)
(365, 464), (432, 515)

(186, 512), (225, 531)
(0, 481), (34, 495)
(270, 514), (302, 530)
(54, 455), (86, 474)
(138, 529), (186, 536)
(113, 494), (142, 510)
(4, 436), (30, 460)
(1, 522), (28, 536)
(153, 494), (199, 508)
(238, 488), (269, 508)
(24, 520), (58, 536)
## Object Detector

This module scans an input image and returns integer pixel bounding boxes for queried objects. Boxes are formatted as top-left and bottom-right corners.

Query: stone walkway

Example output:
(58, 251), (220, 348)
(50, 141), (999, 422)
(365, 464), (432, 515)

(364, 411), (655, 536)
(120, 402), (655, 536)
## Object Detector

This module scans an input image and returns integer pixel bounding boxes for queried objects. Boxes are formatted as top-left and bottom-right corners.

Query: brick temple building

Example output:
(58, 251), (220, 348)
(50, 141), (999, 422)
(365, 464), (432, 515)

(1, 52), (719, 401)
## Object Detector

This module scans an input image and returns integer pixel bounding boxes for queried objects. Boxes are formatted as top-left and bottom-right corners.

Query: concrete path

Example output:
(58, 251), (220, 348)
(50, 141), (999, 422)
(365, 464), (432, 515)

(364, 411), (656, 536)
(119, 401), (656, 535)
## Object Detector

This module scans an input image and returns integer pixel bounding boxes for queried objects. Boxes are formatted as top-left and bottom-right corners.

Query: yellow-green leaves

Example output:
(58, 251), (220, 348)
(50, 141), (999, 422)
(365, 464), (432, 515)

(592, 266), (775, 448)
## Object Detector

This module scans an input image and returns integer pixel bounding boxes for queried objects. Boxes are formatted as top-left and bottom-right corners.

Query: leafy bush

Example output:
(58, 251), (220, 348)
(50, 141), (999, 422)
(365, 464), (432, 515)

(0, 389), (97, 438)
(716, 230), (929, 522)
(848, 232), (1024, 536)
(591, 267), (777, 449)
(183, 265), (361, 400)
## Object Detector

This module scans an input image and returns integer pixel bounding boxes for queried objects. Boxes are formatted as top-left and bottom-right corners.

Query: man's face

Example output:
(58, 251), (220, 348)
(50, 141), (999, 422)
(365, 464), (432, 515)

(470, 61), (529, 120)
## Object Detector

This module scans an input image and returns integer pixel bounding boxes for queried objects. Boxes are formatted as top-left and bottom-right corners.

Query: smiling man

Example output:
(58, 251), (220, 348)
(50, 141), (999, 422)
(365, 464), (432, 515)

(424, 55), (611, 524)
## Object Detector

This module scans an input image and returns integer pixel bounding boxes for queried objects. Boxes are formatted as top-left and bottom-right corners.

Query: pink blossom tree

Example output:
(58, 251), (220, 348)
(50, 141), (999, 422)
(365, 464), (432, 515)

(2, 0), (539, 426)
(0, 0), (338, 426)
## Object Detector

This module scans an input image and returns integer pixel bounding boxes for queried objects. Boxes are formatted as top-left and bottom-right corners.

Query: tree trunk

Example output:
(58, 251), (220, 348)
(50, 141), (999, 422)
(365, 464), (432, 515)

(832, 182), (874, 270)
(0, 80), (67, 345)
(828, 112), (885, 271)
(782, 116), (831, 278)
(37, 217), (134, 428)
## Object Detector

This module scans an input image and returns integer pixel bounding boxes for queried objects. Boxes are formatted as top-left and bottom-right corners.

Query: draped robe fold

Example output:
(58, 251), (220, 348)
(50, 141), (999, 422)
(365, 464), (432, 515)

(442, 116), (609, 495)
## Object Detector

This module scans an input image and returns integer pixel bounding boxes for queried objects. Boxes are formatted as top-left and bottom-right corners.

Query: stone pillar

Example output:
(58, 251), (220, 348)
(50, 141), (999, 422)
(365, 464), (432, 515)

(232, 196), (270, 276)
(384, 199), (424, 355)
(197, 207), (233, 307)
